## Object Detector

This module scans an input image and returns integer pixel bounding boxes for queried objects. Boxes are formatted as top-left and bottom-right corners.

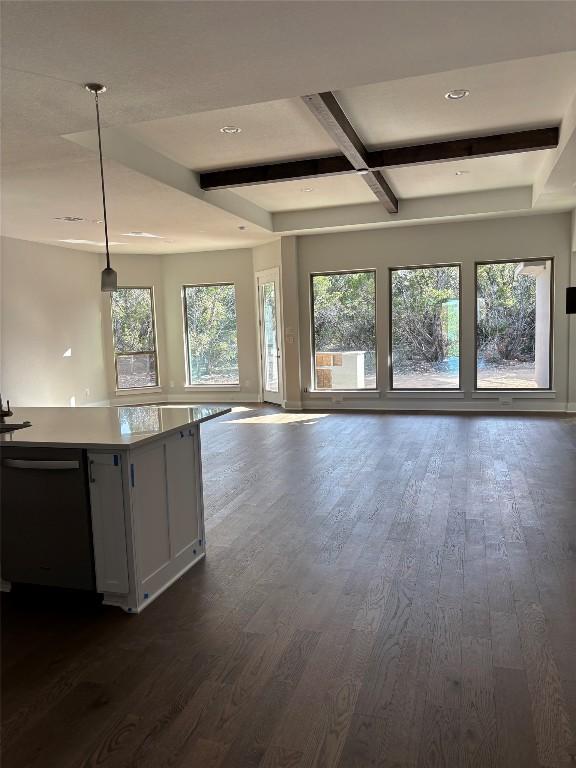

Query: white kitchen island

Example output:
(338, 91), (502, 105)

(0, 405), (230, 612)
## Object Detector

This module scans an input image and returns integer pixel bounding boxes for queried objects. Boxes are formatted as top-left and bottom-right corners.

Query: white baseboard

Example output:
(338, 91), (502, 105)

(85, 395), (576, 414)
(283, 400), (303, 410)
(301, 398), (570, 413)
(105, 392), (260, 406)
(164, 392), (260, 404)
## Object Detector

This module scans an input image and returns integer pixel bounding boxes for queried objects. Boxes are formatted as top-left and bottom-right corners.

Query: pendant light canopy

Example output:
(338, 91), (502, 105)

(84, 83), (117, 292)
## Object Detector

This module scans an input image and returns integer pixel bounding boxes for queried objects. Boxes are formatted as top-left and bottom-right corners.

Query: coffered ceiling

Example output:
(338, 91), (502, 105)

(1, 1), (576, 254)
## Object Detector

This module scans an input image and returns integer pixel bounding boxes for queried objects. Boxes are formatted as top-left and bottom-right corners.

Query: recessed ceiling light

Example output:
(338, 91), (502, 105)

(455, 170), (470, 176)
(220, 126), (242, 134)
(357, 169), (370, 176)
(54, 216), (85, 222)
(301, 187), (314, 192)
(59, 239), (126, 246)
(445, 89), (470, 100)
(122, 231), (163, 238)
(238, 225), (247, 230)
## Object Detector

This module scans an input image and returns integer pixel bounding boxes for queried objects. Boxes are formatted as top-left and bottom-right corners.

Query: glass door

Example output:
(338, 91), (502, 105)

(257, 269), (283, 405)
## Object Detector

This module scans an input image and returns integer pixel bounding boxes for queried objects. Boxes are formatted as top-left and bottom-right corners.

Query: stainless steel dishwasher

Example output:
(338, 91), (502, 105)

(1, 447), (96, 590)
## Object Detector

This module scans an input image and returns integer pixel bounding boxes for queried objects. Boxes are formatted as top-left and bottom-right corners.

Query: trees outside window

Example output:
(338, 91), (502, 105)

(183, 284), (239, 385)
(111, 287), (158, 389)
(390, 265), (460, 389)
(311, 271), (376, 390)
(476, 260), (552, 389)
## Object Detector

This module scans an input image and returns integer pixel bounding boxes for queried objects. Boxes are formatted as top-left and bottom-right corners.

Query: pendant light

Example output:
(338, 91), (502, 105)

(84, 83), (117, 292)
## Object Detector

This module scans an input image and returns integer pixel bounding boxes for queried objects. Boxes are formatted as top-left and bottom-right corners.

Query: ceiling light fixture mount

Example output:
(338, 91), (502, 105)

(220, 126), (242, 134)
(84, 82), (117, 292)
(54, 216), (85, 222)
(445, 89), (470, 100)
(455, 170), (470, 176)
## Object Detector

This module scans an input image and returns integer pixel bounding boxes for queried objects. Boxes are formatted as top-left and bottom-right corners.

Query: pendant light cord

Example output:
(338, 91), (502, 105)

(93, 91), (111, 270)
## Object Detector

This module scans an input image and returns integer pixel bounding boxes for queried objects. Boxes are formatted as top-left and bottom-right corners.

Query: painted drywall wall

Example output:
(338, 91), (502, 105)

(297, 212), (573, 411)
(569, 210), (576, 411)
(253, 240), (282, 273)
(0, 237), (108, 406)
(4, 213), (573, 412)
(280, 237), (303, 408)
(161, 249), (260, 401)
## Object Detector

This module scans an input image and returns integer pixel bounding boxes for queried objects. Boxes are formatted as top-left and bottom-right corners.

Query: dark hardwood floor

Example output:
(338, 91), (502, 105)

(2, 407), (576, 768)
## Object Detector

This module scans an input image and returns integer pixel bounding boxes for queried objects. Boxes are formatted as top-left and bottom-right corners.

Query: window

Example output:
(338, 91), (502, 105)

(311, 271), (376, 390)
(390, 265), (461, 389)
(476, 259), (552, 389)
(183, 283), (239, 385)
(111, 287), (158, 389)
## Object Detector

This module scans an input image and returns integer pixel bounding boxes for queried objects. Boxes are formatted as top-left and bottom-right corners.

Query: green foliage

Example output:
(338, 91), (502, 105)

(185, 284), (239, 383)
(391, 267), (460, 365)
(111, 288), (155, 353)
(312, 272), (376, 371)
(476, 263), (536, 362)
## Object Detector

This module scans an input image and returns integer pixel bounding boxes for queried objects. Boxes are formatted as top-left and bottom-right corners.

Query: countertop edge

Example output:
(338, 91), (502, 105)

(0, 408), (232, 450)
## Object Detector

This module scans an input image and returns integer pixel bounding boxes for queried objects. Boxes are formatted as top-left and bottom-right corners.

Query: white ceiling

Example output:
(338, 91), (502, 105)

(337, 53), (576, 147)
(234, 174), (375, 212)
(1, 1), (576, 253)
(123, 99), (339, 171)
(387, 152), (554, 200)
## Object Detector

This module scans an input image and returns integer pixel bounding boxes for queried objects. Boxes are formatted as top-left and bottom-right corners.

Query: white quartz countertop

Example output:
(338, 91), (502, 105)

(0, 405), (231, 449)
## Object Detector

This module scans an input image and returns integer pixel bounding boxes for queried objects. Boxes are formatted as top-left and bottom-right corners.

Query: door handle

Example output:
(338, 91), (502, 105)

(2, 459), (80, 470)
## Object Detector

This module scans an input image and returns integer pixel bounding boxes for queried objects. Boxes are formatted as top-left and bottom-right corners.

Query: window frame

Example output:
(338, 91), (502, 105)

(474, 257), (554, 392)
(388, 263), (462, 392)
(310, 268), (378, 392)
(110, 286), (159, 391)
(182, 282), (240, 387)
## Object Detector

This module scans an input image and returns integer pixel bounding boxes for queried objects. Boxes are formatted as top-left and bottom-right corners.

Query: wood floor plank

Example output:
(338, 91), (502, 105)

(1, 407), (574, 768)
(459, 636), (497, 768)
(493, 667), (540, 768)
(514, 599), (575, 767)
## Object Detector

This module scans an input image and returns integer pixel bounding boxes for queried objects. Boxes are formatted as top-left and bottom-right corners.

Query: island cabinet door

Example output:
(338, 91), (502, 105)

(129, 430), (203, 605)
(164, 430), (202, 558)
(88, 453), (130, 595)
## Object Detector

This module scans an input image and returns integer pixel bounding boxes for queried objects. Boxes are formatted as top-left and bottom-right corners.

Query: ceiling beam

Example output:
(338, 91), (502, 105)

(199, 154), (353, 191)
(199, 126), (559, 195)
(302, 92), (399, 213)
(367, 126), (560, 169)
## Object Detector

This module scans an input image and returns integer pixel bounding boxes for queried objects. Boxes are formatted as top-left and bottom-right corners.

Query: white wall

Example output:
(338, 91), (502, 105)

(569, 211), (576, 411)
(297, 213), (573, 411)
(0, 237), (108, 406)
(3, 212), (574, 413)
